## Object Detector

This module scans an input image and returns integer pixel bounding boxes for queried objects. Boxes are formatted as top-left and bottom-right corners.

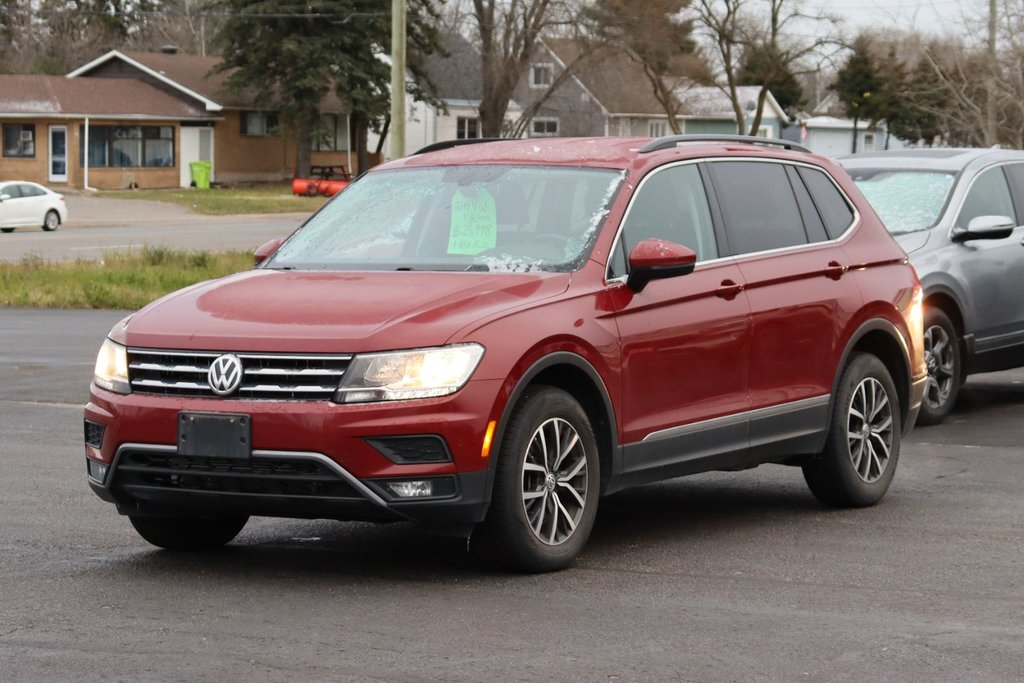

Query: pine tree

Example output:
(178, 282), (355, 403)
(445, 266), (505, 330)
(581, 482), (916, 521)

(833, 35), (883, 153)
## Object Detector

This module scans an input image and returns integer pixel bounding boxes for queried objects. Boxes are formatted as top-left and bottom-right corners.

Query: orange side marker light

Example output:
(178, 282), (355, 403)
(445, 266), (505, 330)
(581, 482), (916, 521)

(481, 420), (497, 459)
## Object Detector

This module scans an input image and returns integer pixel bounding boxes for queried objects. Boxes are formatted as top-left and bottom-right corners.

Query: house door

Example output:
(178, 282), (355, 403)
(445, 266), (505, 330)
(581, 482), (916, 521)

(48, 126), (68, 183)
(180, 127), (215, 188)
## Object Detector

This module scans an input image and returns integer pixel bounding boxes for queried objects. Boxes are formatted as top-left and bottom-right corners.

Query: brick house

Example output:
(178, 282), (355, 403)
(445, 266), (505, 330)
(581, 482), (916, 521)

(0, 49), (360, 190)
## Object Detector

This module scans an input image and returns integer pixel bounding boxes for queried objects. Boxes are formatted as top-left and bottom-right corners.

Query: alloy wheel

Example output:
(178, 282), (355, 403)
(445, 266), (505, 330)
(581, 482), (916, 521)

(846, 377), (893, 483)
(923, 324), (955, 410)
(521, 417), (589, 546)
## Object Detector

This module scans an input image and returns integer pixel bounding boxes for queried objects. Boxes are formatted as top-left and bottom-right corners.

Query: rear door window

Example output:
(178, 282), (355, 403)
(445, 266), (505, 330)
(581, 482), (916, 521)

(797, 167), (855, 239)
(707, 161), (808, 255)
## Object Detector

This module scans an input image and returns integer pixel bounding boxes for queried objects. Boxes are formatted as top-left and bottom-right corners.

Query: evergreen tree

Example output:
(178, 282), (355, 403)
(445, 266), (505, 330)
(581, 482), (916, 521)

(737, 44), (804, 117)
(215, 0), (442, 175)
(833, 35), (883, 152)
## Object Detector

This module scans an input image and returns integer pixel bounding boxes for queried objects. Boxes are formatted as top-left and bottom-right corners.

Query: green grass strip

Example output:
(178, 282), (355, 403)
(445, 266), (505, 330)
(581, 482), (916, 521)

(105, 184), (328, 215)
(0, 247), (252, 309)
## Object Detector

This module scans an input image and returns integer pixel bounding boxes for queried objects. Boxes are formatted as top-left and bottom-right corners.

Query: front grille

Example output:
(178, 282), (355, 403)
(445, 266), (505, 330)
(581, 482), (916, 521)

(127, 349), (351, 400)
(115, 451), (363, 499)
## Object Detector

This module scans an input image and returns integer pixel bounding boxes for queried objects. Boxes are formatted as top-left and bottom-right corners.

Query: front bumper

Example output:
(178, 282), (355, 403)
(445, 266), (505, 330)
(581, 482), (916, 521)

(84, 379), (504, 534)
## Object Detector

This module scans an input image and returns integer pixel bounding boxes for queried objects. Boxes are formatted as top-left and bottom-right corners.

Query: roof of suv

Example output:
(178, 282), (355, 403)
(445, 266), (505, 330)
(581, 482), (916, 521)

(386, 136), (822, 172)
(839, 147), (1024, 172)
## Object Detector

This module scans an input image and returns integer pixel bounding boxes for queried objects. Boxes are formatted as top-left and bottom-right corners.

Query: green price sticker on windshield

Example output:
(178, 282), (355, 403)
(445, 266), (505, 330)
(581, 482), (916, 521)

(448, 188), (498, 255)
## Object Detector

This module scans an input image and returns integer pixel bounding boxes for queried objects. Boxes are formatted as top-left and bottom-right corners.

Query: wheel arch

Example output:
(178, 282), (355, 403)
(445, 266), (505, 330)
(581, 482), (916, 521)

(485, 352), (620, 500)
(831, 319), (913, 434)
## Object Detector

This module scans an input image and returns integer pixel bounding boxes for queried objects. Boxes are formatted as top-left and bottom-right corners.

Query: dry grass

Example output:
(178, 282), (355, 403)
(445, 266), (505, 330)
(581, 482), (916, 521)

(0, 247), (252, 309)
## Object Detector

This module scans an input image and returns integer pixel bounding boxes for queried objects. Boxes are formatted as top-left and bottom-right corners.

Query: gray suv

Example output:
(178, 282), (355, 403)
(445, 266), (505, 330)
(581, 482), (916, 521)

(841, 149), (1024, 425)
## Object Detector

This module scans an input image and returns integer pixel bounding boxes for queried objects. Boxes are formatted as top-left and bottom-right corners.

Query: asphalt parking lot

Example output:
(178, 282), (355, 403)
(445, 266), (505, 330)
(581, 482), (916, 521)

(1, 307), (1022, 681)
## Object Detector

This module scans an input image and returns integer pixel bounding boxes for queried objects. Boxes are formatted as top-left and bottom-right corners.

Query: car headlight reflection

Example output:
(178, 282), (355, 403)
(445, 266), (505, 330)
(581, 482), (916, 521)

(335, 343), (485, 403)
(93, 339), (131, 394)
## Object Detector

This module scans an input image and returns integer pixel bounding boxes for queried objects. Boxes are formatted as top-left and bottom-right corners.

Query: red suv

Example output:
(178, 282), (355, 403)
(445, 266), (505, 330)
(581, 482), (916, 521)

(85, 135), (926, 572)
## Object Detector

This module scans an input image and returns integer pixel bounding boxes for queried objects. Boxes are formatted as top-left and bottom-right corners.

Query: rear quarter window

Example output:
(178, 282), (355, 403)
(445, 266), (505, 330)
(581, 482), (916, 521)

(797, 167), (855, 239)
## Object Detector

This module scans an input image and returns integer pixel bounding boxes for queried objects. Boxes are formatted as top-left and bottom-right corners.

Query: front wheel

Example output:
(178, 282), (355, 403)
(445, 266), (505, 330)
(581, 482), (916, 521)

(1, 227), (13, 233)
(129, 515), (248, 550)
(42, 210), (60, 231)
(916, 308), (960, 426)
(804, 353), (901, 507)
(474, 386), (599, 572)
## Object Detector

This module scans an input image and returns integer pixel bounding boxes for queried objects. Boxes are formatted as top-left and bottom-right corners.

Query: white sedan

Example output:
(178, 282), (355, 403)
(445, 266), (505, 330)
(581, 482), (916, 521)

(0, 181), (68, 233)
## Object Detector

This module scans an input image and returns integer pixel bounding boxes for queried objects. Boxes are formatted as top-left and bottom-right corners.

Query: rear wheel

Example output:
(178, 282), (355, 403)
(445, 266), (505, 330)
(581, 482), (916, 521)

(42, 210), (60, 231)
(916, 308), (960, 426)
(474, 386), (599, 572)
(804, 353), (901, 507)
(129, 515), (248, 550)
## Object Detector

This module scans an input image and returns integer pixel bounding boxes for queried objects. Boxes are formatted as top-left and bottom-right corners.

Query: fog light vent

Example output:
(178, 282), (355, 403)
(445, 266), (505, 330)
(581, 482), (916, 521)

(366, 436), (451, 464)
(84, 420), (106, 449)
(87, 459), (109, 483)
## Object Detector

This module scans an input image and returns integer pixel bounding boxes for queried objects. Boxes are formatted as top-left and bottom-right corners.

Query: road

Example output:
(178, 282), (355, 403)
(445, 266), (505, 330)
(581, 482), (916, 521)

(1, 307), (1023, 681)
(0, 217), (303, 263)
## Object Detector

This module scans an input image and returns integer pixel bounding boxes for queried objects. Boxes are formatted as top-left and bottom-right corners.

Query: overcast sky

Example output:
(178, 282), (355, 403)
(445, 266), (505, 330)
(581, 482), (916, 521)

(806, 0), (985, 36)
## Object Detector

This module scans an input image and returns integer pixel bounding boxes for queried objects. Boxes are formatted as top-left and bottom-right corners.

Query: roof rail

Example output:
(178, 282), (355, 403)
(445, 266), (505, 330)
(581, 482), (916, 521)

(413, 137), (515, 155)
(639, 134), (811, 154)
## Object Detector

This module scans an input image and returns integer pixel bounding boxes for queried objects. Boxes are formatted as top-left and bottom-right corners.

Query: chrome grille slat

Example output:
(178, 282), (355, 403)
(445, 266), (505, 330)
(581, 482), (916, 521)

(127, 348), (351, 401)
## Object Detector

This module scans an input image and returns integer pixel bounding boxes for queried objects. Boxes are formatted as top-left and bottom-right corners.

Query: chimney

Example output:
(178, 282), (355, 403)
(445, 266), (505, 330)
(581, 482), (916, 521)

(160, 45), (179, 55)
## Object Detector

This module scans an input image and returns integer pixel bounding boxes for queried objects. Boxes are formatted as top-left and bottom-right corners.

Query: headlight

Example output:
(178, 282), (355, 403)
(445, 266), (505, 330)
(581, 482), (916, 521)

(93, 339), (131, 394)
(335, 343), (484, 403)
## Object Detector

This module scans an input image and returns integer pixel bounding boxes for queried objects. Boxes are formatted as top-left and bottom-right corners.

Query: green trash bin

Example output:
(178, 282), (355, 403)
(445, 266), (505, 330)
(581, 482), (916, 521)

(189, 160), (212, 189)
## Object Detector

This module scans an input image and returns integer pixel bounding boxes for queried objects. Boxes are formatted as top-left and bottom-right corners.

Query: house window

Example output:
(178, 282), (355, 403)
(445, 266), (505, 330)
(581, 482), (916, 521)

(649, 121), (668, 138)
(240, 111), (278, 137)
(531, 63), (554, 89)
(863, 133), (876, 150)
(314, 114), (349, 151)
(456, 117), (480, 140)
(531, 118), (559, 137)
(757, 125), (773, 138)
(78, 126), (175, 168)
(3, 124), (35, 157)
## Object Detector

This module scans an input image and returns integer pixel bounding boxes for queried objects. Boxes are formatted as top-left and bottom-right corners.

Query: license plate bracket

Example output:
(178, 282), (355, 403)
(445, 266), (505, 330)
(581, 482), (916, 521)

(177, 412), (251, 459)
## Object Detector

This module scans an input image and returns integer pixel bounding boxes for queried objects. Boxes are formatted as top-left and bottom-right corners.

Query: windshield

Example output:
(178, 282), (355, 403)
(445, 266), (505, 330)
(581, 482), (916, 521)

(847, 168), (956, 234)
(267, 165), (624, 272)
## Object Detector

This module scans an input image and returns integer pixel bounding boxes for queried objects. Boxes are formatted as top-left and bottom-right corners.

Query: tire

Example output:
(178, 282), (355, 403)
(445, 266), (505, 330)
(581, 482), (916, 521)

(916, 308), (960, 426)
(42, 210), (60, 231)
(1, 228), (13, 233)
(803, 353), (901, 507)
(474, 386), (600, 572)
(129, 515), (248, 550)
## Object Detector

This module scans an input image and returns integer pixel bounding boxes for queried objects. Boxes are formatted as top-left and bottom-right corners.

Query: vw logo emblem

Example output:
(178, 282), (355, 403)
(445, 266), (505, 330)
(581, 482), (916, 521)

(208, 354), (243, 396)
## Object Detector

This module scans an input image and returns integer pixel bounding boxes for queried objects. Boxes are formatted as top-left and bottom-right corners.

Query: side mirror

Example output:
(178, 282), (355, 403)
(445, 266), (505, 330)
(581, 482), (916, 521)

(253, 238), (284, 267)
(0, 194), (9, 202)
(952, 215), (1015, 242)
(626, 238), (697, 292)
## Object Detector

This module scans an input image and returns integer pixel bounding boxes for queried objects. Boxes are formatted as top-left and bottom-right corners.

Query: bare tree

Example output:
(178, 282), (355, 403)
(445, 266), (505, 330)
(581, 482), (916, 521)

(469, 0), (579, 136)
(693, 0), (838, 135)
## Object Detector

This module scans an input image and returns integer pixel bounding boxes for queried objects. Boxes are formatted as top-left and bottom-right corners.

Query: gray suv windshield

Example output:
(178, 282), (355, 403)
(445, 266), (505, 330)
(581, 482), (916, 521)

(847, 169), (955, 234)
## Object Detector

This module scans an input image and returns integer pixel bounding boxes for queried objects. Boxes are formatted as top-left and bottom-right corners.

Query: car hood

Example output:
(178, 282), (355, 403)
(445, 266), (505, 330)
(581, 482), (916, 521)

(115, 269), (571, 353)
(893, 230), (931, 255)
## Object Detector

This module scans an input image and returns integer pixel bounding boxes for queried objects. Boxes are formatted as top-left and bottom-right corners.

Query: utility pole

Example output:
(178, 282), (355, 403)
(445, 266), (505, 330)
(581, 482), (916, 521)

(985, 0), (997, 146)
(390, 0), (407, 159)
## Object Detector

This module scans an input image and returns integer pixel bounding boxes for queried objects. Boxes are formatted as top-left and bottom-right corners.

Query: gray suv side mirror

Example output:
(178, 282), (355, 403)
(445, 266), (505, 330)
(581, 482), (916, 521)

(953, 215), (1015, 242)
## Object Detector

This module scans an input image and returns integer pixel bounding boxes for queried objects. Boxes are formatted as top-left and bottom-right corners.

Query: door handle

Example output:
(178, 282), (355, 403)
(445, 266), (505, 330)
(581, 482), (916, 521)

(824, 261), (846, 280)
(716, 279), (743, 300)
